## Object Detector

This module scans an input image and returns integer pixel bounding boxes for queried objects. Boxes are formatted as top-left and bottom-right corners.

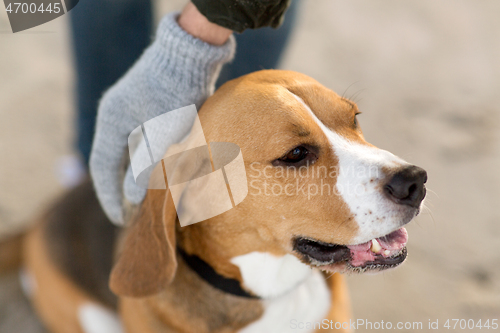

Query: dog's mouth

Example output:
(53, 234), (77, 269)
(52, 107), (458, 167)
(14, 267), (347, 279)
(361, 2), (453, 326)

(293, 227), (408, 273)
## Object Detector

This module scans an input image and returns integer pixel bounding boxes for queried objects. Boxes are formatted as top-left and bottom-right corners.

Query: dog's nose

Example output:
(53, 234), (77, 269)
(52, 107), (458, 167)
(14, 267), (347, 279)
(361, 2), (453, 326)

(384, 165), (427, 208)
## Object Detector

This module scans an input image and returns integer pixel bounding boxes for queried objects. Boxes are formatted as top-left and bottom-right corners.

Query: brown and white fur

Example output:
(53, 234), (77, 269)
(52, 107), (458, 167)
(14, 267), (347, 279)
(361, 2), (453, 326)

(22, 70), (426, 333)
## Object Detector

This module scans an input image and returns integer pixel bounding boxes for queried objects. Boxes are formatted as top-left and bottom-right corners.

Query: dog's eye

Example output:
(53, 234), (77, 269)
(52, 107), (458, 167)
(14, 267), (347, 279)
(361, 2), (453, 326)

(354, 112), (362, 128)
(272, 145), (318, 167)
(280, 146), (309, 163)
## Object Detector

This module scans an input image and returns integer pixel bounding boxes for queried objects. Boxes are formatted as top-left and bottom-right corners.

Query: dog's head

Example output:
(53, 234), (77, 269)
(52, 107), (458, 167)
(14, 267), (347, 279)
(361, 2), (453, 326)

(110, 70), (426, 298)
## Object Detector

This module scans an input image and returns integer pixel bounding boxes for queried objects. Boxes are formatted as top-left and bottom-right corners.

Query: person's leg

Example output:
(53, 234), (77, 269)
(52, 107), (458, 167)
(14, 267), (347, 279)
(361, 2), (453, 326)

(69, 0), (153, 165)
(216, 0), (299, 87)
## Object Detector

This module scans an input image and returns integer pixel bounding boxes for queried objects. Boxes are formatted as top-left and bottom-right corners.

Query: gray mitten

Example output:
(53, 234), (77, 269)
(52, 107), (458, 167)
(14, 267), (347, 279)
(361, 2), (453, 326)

(90, 13), (235, 225)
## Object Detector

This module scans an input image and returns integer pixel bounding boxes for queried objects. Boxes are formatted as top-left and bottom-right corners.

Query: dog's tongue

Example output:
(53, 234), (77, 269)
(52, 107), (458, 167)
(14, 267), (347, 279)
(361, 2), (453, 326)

(377, 228), (408, 250)
(347, 227), (408, 267)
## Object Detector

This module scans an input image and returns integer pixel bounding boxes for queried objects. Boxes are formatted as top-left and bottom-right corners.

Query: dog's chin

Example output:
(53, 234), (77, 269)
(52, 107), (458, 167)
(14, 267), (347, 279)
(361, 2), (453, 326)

(293, 227), (409, 274)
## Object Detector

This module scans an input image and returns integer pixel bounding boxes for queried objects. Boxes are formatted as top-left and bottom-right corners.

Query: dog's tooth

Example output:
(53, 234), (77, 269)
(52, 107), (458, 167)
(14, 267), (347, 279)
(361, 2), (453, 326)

(383, 250), (391, 256)
(370, 239), (382, 253)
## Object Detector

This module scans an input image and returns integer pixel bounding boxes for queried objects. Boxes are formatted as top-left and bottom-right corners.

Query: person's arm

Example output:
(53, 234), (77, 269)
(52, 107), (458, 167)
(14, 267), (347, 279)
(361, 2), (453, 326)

(90, 5), (236, 225)
(178, 2), (232, 46)
(90, 0), (291, 225)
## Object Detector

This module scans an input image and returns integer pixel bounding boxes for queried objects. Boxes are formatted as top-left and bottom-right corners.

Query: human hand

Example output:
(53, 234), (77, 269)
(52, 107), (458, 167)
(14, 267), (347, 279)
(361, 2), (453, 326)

(89, 13), (235, 225)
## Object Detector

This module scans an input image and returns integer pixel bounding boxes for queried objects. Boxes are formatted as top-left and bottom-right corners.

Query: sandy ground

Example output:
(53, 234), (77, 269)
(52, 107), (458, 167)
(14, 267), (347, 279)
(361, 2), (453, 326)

(1, 0), (499, 332)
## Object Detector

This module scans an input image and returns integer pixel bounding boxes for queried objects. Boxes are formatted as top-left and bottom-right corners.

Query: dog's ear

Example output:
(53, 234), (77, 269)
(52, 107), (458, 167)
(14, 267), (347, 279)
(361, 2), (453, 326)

(109, 188), (178, 297)
(109, 127), (207, 298)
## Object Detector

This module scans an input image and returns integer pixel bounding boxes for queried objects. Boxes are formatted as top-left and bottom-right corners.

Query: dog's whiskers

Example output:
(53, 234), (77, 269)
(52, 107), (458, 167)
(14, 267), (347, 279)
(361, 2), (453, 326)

(420, 204), (436, 226)
(341, 81), (360, 99)
(426, 187), (439, 199)
(348, 88), (366, 104)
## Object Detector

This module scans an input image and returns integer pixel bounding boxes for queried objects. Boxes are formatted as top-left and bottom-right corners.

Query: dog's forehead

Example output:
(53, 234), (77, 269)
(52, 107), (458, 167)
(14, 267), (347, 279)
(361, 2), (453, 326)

(283, 85), (358, 133)
(237, 75), (357, 126)
(200, 70), (363, 147)
(264, 85), (363, 149)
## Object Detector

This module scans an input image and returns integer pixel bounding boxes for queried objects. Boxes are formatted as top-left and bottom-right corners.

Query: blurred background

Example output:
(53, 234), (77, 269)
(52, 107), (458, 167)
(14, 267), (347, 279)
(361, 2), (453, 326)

(0, 0), (499, 332)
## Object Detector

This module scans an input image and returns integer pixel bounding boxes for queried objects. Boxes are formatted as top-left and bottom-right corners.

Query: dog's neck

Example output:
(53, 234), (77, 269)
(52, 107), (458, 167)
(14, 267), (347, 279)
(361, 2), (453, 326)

(139, 250), (264, 333)
(229, 251), (314, 298)
(176, 218), (316, 299)
(142, 249), (330, 333)
(179, 246), (314, 299)
(165, 249), (332, 333)
(166, 224), (331, 332)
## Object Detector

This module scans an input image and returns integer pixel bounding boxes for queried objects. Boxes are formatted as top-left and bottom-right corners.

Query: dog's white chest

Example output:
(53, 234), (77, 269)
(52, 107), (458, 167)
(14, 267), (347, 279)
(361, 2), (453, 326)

(232, 252), (331, 333)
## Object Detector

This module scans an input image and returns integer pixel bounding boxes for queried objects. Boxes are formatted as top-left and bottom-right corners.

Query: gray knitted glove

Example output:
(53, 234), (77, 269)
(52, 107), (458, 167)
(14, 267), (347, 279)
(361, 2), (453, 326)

(89, 13), (235, 225)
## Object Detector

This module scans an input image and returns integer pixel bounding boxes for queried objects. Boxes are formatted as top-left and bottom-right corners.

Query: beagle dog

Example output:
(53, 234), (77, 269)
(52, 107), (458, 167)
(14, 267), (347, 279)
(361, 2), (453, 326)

(23, 70), (426, 333)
